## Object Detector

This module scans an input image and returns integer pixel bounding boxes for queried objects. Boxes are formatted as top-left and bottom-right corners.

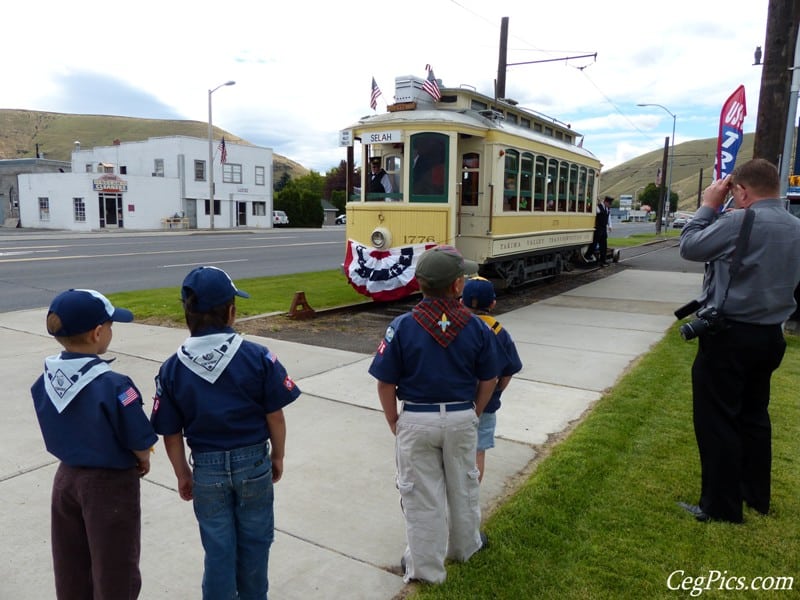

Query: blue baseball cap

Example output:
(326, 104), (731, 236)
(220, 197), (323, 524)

(181, 266), (250, 312)
(462, 277), (496, 310)
(47, 289), (134, 336)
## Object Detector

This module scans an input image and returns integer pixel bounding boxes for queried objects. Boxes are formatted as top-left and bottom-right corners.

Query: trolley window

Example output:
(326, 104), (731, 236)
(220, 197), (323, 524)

(558, 161), (569, 211)
(578, 167), (588, 212)
(534, 156), (546, 211)
(568, 164), (578, 211)
(547, 158), (558, 211)
(411, 133), (448, 203)
(461, 152), (480, 207)
(503, 150), (519, 211)
(519, 153), (533, 212)
(587, 170), (596, 212)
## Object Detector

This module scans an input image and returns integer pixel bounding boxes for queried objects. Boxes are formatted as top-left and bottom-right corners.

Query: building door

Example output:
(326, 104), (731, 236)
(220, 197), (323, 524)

(185, 199), (197, 229)
(98, 193), (123, 228)
(237, 202), (247, 226)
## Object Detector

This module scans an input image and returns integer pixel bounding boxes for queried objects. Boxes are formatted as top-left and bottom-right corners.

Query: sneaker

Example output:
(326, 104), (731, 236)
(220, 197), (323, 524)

(479, 531), (489, 549)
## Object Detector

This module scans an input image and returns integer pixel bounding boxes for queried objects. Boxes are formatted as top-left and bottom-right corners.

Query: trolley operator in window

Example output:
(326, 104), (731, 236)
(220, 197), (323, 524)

(368, 157), (393, 200)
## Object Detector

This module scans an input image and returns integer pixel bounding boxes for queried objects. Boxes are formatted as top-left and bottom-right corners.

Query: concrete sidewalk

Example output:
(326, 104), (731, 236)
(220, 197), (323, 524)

(0, 268), (702, 599)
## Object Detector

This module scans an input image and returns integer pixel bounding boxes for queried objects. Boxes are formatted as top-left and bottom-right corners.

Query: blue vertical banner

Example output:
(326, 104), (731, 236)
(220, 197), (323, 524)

(713, 85), (747, 181)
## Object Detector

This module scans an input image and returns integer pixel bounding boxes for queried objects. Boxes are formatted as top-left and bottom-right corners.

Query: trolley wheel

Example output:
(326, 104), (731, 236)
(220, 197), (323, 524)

(612, 248), (621, 263)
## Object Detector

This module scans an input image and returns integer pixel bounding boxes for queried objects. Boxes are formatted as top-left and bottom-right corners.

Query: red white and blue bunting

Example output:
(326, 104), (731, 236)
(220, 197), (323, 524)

(344, 240), (437, 302)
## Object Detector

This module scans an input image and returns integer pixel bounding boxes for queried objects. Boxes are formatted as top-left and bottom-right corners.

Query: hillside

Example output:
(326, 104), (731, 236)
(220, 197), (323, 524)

(0, 108), (764, 211)
(0, 109), (308, 181)
(598, 133), (755, 212)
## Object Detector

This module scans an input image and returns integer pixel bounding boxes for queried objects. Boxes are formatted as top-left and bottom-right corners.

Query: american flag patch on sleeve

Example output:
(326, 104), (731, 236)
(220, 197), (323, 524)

(118, 387), (139, 407)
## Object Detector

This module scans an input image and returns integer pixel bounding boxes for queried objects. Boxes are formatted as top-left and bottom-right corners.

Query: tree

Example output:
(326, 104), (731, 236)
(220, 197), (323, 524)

(323, 160), (348, 201)
(274, 172), (291, 192)
(274, 179), (324, 228)
(330, 189), (346, 214)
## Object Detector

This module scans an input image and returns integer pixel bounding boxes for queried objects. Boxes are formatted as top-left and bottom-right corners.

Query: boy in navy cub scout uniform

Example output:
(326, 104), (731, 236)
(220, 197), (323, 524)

(369, 245), (501, 584)
(461, 277), (523, 482)
(151, 266), (300, 600)
(31, 289), (157, 600)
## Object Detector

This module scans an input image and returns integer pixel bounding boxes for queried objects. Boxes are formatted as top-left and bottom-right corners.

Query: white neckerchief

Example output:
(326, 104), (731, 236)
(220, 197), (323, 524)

(43, 355), (112, 414)
(177, 332), (243, 384)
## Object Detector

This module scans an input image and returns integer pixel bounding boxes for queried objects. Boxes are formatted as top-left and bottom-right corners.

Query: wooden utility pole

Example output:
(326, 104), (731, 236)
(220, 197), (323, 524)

(496, 17), (509, 99)
(655, 137), (669, 235)
(753, 0), (800, 164)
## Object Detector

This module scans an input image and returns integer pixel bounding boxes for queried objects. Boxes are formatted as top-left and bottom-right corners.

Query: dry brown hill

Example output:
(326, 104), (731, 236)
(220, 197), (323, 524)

(0, 109), (308, 181)
(599, 133), (755, 212)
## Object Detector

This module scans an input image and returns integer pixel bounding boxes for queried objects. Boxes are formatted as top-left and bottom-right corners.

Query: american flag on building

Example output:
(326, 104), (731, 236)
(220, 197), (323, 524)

(370, 77), (382, 110)
(218, 138), (228, 164)
(423, 64), (441, 101)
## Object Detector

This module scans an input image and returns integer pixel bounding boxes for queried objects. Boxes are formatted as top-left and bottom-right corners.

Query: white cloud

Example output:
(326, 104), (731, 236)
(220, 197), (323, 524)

(1, 0), (770, 173)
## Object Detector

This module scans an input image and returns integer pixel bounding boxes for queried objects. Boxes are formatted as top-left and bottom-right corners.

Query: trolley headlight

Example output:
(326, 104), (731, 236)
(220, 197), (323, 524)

(370, 227), (392, 249)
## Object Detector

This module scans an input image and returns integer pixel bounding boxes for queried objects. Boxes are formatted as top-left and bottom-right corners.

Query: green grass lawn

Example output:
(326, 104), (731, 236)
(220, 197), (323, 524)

(410, 329), (800, 600)
(106, 269), (367, 324)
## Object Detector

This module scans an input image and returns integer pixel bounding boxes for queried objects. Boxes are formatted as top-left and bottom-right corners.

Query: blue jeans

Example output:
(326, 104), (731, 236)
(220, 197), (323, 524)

(191, 441), (274, 600)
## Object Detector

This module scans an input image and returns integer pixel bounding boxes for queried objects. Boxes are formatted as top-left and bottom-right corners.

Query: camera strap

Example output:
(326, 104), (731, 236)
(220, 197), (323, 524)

(719, 208), (755, 312)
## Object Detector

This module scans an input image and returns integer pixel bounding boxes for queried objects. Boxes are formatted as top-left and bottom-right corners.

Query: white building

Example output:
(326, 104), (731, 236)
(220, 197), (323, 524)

(17, 136), (273, 230)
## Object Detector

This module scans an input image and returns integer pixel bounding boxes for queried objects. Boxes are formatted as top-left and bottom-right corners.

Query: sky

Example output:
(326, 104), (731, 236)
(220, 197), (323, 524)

(2, 0), (770, 174)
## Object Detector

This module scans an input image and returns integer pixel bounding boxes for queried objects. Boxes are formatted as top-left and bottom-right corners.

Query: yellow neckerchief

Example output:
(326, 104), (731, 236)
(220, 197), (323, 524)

(477, 313), (503, 335)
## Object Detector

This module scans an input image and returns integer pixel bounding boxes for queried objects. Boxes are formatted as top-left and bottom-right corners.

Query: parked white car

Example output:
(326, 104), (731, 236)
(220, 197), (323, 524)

(273, 210), (289, 227)
(335, 214), (346, 225)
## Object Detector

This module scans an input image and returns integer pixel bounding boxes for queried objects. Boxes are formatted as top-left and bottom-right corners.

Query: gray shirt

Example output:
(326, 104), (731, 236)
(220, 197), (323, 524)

(680, 200), (800, 324)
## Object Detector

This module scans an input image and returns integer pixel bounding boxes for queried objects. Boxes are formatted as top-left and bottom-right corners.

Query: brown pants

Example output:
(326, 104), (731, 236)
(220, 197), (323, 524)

(51, 463), (142, 599)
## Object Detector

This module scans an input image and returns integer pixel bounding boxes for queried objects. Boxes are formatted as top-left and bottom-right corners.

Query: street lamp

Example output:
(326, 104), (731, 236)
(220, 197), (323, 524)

(638, 103), (676, 230)
(208, 80), (236, 230)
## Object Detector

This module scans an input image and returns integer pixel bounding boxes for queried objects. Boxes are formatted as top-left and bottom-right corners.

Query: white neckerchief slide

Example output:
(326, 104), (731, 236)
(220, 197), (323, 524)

(177, 332), (243, 384)
(43, 355), (112, 414)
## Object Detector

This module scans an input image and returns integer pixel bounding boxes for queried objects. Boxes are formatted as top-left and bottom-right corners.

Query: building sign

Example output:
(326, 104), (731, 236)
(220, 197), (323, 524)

(93, 175), (128, 192)
(339, 129), (353, 147)
(366, 130), (402, 144)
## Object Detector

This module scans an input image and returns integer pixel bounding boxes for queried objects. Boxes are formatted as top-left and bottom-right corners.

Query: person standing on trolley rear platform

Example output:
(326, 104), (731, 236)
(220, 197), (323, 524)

(31, 289), (157, 600)
(678, 158), (800, 523)
(369, 245), (500, 584)
(368, 156), (393, 199)
(151, 266), (300, 599)
(587, 195), (613, 266)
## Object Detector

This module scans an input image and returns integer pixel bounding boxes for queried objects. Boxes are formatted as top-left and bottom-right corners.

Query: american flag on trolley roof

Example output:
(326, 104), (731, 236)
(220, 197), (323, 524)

(370, 77), (382, 110)
(218, 137), (227, 164)
(423, 64), (441, 102)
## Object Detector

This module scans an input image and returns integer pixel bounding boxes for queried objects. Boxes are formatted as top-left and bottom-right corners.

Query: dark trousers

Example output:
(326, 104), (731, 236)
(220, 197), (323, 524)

(691, 322), (786, 522)
(590, 231), (608, 264)
(51, 463), (142, 599)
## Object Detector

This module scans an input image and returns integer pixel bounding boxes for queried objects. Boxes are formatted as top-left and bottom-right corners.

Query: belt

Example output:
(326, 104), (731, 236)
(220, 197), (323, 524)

(403, 401), (474, 413)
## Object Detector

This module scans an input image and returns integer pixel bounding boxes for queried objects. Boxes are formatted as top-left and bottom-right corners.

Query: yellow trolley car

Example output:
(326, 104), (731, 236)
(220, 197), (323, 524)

(342, 74), (601, 301)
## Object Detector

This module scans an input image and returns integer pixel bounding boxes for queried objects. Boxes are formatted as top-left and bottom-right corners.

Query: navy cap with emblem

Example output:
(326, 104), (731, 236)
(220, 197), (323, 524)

(462, 277), (496, 310)
(47, 289), (134, 336)
(181, 265), (250, 312)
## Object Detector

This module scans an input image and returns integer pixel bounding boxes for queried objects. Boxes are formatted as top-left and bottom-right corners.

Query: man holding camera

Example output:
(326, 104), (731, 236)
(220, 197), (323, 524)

(678, 158), (800, 523)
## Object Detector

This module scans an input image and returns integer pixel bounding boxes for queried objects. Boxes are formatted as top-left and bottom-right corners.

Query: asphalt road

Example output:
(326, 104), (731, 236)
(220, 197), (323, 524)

(0, 225), (702, 314)
(0, 228), (346, 312)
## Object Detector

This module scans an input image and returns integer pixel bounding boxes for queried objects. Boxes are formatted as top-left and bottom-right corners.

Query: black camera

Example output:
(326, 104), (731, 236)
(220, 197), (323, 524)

(679, 306), (727, 340)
